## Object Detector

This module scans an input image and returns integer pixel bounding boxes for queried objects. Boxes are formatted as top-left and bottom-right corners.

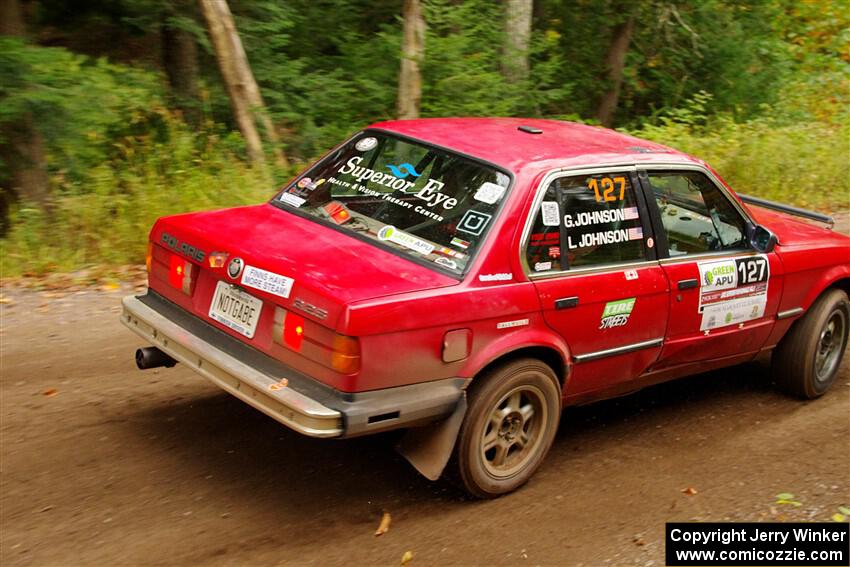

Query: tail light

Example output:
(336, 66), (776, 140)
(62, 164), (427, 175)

(208, 251), (228, 269)
(282, 311), (305, 351)
(274, 307), (361, 374)
(145, 242), (153, 275)
(330, 334), (360, 374)
(168, 254), (195, 295)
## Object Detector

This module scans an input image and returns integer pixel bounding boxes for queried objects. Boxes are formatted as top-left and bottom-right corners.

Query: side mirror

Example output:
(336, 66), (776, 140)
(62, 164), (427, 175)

(751, 224), (777, 253)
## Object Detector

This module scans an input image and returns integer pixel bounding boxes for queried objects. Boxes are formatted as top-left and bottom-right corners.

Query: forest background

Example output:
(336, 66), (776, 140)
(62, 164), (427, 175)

(0, 0), (847, 276)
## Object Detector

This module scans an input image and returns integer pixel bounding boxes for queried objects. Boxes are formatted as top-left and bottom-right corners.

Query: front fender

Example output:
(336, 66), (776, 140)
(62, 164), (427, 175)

(798, 267), (850, 311)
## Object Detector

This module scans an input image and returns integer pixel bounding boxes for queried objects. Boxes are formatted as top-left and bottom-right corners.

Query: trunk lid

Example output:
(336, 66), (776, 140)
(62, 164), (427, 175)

(151, 203), (459, 333)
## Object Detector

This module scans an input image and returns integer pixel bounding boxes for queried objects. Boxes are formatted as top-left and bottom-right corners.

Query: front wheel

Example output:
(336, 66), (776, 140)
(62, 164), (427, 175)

(450, 358), (561, 498)
(773, 289), (849, 399)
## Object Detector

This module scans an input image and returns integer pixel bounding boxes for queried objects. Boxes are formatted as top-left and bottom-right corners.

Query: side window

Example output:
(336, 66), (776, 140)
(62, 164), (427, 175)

(647, 172), (747, 257)
(525, 171), (647, 272)
(525, 184), (563, 273)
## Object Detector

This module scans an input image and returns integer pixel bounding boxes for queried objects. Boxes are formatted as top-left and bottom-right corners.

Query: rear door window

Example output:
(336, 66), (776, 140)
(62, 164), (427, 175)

(526, 171), (651, 273)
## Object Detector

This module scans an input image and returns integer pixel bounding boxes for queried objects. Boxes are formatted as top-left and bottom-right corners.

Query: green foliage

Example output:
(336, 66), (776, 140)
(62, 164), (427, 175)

(235, 0), (572, 157)
(235, 0), (400, 157)
(1, 0), (848, 277)
(632, 90), (849, 210)
(627, 1), (793, 120)
(0, 38), (166, 183)
(422, 0), (570, 117)
(421, 0), (517, 116)
(1, 111), (270, 276)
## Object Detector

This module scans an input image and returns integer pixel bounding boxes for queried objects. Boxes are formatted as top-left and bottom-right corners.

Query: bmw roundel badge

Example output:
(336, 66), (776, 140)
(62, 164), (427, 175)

(227, 257), (244, 279)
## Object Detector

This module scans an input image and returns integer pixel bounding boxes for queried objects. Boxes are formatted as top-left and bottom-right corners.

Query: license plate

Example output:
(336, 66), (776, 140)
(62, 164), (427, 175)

(208, 281), (263, 339)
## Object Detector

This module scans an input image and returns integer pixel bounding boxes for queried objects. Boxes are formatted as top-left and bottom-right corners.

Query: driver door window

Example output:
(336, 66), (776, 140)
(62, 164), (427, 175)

(646, 171), (747, 257)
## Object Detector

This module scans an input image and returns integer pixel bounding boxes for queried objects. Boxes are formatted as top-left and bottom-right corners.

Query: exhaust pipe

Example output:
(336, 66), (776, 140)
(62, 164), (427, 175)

(135, 347), (177, 370)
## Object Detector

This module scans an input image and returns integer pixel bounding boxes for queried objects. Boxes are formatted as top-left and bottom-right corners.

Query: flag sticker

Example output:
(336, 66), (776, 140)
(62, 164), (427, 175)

(623, 206), (639, 220)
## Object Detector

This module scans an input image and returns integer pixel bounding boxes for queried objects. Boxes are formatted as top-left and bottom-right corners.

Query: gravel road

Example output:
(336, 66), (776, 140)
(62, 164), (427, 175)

(2, 213), (848, 566)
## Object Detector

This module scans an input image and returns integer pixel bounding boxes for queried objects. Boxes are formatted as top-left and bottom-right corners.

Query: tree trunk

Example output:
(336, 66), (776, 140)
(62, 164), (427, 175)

(596, 15), (635, 128)
(162, 17), (200, 122)
(502, 0), (532, 83)
(0, 0), (24, 35)
(198, 0), (288, 168)
(0, 0), (51, 218)
(7, 120), (50, 204)
(397, 0), (425, 120)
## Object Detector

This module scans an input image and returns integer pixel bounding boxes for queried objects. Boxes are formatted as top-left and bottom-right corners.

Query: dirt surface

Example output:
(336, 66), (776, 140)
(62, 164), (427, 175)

(1, 286), (848, 567)
(2, 213), (850, 567)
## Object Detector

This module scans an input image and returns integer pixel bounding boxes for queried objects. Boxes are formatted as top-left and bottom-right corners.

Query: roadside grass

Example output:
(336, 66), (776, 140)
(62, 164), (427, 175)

(1, 119), (277, 279)
(2, 104), (848, 279)
(634, 114), (849, 211)
(632, 87), (849, 210)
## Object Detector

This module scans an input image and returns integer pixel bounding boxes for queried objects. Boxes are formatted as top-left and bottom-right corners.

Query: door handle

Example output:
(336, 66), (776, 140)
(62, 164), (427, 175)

(555, 296), (579, 309)
(678, 278), (699, 290)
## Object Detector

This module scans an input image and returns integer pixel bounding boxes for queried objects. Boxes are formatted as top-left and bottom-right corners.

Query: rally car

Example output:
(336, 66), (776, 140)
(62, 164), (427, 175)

(122, 118), (850, 498)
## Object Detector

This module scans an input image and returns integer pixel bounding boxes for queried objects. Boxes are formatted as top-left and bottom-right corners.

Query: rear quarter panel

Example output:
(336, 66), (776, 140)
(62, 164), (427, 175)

(342, 282), (562, 392)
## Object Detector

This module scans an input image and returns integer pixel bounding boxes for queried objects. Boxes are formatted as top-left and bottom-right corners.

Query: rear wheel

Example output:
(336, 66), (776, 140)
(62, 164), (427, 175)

(773, 289), (849, 399)
(450, 358), (561, 498)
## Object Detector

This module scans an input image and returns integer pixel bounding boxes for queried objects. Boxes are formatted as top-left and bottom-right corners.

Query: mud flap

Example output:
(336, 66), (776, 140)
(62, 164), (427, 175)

(396, 393), (467, 481)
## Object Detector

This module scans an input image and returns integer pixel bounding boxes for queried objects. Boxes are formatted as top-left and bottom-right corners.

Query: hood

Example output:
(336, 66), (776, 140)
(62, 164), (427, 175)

(748, 206), (849, 249)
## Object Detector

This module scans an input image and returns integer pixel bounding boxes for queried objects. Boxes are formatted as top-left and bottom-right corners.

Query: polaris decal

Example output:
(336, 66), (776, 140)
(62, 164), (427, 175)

(160, 232), (206, 263)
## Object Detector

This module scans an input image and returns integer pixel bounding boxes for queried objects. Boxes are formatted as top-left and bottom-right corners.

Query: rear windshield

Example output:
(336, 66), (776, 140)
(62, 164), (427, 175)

(273, 132), (511, 276)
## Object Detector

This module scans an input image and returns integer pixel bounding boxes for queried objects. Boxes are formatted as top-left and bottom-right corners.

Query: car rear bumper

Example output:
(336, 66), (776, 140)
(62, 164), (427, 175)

(121, 291), (466, 438)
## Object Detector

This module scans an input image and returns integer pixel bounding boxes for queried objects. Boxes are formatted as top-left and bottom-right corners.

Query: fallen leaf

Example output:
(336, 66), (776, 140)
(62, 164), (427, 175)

(101, 283), (120, 292)
(42, 388), (58, 397)
(832, 514), (846, 522)
(375, 511), (391, 536)
(682, 487), (698, 495)
(633, 536), (646, 546)
(839, 506), (850, 516)
(775, 492), (802, 506)
(400, 550), (413, 565)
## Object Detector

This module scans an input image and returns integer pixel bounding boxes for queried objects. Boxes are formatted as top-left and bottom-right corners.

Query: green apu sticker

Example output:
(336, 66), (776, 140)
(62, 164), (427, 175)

(600, 297), (636, 329)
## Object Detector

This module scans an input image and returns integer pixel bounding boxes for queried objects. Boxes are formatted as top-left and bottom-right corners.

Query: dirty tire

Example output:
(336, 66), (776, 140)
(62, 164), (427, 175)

(450, 358), (561, 499)
(773, 289), (849, 399)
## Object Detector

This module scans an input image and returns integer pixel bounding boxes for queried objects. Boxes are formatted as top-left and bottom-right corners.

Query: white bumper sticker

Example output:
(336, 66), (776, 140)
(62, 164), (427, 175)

(241, 265), (295, 299)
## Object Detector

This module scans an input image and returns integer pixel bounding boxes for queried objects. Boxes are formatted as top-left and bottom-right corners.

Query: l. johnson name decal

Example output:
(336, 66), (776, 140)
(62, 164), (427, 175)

(568, 226), (643, 249)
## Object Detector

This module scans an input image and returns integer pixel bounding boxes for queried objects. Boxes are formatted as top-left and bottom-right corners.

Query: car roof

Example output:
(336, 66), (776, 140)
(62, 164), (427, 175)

(368, 117), (701, 176)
